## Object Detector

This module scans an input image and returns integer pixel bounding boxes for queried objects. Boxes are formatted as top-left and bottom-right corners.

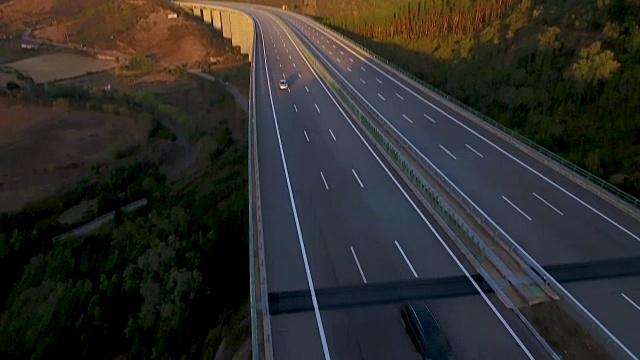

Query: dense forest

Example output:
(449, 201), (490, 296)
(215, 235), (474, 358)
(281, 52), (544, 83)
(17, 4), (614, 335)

(0, 79), (249, 358)
(0, 151), (248, 359)
(317, 0), (640, 197)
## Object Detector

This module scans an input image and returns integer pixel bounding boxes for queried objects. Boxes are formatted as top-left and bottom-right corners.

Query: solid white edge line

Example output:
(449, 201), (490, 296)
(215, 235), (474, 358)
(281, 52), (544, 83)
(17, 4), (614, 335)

(439, 144), (457, 160)
(315, 103), (321, 113)
(402, 114), (413, 124)
(304, 130), (309, 142)
(329, 129), (336, 141)
(256, 19), (331, 360)
(278, 18), (535, 360)
(621, 293), (640, 311)
(352, 169), (364, 188)
(533, 192), (564, 216)
(320, 171), (329, 190)
(502, 195), (533, 221)
(394, 241), (418, 278)
(310, 18), (640, 244)
(465, 143), (484, 158)
(350, 246), (367, 283)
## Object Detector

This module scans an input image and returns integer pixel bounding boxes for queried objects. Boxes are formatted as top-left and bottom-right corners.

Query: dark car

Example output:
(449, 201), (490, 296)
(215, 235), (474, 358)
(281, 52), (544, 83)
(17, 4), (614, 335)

(401, 302), (452, 360)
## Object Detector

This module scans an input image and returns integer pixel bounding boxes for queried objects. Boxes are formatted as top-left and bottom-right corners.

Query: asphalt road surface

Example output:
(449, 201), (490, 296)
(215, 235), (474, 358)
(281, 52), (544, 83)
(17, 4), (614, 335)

(174, 1), (639, 358)
(274, 10), (640, 359)
(246, 8), (550, 360)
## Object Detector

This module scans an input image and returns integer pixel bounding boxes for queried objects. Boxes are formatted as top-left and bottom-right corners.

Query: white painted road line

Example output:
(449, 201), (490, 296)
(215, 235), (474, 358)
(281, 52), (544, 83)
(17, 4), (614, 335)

(352, 169), (365, 188)
(305, 86), (309, 93)
(402, 114), (413, 124)
(298, 73), (302, 78)
(322, 45), (325, 49)
(349, 58), (353, 62)
(294, 104), (298, 112)
(337, 58), (341, 63)
(423, 113), (436, 123)
(320, 171), (329, 190)
(340, 50), (344, 55)
(277, 55), (280, 60)
(350, 246), (367, 283)
(329, 51), (333, 55)
(396, 93), (405, 100)
(361, 66), (366, 72)
(502, 195), (532, 221)
(465, 144), (484, 158)
(377, 93), (385, 101)
(360, 78), (366, 84)
(315, 103), (321, 113)
(287, 88), (290, 93)
(533, 192), (564, 216)
(293, 63), (296, 68)
(439, 144), (457, 160)
(289, 55), (292, 59)
(621, 293), (640, 311)
(329, 129), (336, 141)
(333, 44), (336, 48)
(347, 67), (352, 72)
(395, 241), (418, 278)
(376, 78), (382, 84)
(279, 63), (282, 68)
(304, 130), (309, 142)
(257, 20), (330, 360)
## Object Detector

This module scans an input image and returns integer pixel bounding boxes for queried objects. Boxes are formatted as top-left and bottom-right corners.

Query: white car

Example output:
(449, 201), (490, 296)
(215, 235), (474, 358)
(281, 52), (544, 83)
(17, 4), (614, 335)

(278, 79), (288, 90)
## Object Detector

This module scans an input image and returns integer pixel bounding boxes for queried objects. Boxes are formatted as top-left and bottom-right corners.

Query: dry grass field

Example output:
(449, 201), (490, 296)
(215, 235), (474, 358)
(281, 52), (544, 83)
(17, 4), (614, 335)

(0, 98), (148, 212)
(6, 52), (118, 83)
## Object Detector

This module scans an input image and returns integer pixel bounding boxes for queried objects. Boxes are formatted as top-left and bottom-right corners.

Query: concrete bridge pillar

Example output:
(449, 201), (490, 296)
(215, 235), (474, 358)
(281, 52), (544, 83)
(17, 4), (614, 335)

(221, 12), (232, 39)
(203, 8), (213, 26)
(212, 10), (222, 30)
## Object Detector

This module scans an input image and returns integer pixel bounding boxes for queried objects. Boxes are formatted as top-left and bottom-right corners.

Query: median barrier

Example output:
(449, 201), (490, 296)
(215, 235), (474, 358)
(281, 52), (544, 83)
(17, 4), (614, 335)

(272, 14), (567, 360)
(277, 13), (637, 360)
(278, 11), (640, 224)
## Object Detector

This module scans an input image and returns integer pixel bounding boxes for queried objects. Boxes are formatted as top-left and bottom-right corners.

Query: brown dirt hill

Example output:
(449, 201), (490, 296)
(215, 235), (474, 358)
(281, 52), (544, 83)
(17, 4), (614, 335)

(0, 0), (236, 67)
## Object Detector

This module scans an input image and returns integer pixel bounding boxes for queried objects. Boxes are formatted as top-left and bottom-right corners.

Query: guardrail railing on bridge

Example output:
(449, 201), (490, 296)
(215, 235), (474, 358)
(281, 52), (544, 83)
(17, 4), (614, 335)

(276, 13), (637, 360)
(280, 11), (640, 223)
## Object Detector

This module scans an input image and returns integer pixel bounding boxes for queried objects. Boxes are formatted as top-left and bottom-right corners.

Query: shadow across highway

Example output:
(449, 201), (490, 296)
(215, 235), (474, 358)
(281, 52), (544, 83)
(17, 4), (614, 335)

(269, 255), (640, 315)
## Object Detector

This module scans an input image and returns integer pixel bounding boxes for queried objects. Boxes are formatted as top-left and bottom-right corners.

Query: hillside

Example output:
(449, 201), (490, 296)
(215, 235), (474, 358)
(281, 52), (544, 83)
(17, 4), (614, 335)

(314, 0), (640, 198)
(232, 0), (640, 198)
(0, 0), (239, 67)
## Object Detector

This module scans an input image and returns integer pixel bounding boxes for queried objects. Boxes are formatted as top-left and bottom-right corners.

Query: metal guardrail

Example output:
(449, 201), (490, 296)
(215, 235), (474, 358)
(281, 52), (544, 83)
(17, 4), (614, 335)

(280, 14), (637, 360)
(275, 16), (563, 360)
(281, 13), (640, 222)
(246, 15), (274, 360)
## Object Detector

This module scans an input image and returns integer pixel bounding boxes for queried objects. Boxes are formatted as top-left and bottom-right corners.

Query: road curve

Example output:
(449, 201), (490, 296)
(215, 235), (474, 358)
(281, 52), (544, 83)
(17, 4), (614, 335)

(193, 3), (553, 359)
(271, 10), (640, 358)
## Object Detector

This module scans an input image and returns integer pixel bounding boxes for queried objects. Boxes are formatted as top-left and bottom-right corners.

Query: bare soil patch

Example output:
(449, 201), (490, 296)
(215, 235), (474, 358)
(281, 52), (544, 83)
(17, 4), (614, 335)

(6, 52), (117, 83)
(0, 99), (147, 212)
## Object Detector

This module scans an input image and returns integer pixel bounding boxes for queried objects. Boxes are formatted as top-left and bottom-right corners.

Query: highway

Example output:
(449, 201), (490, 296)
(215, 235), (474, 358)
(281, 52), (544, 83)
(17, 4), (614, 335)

(173, 1), (640, 358)
(244, 7), (552, 360)
(268, 10), (640, 358)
